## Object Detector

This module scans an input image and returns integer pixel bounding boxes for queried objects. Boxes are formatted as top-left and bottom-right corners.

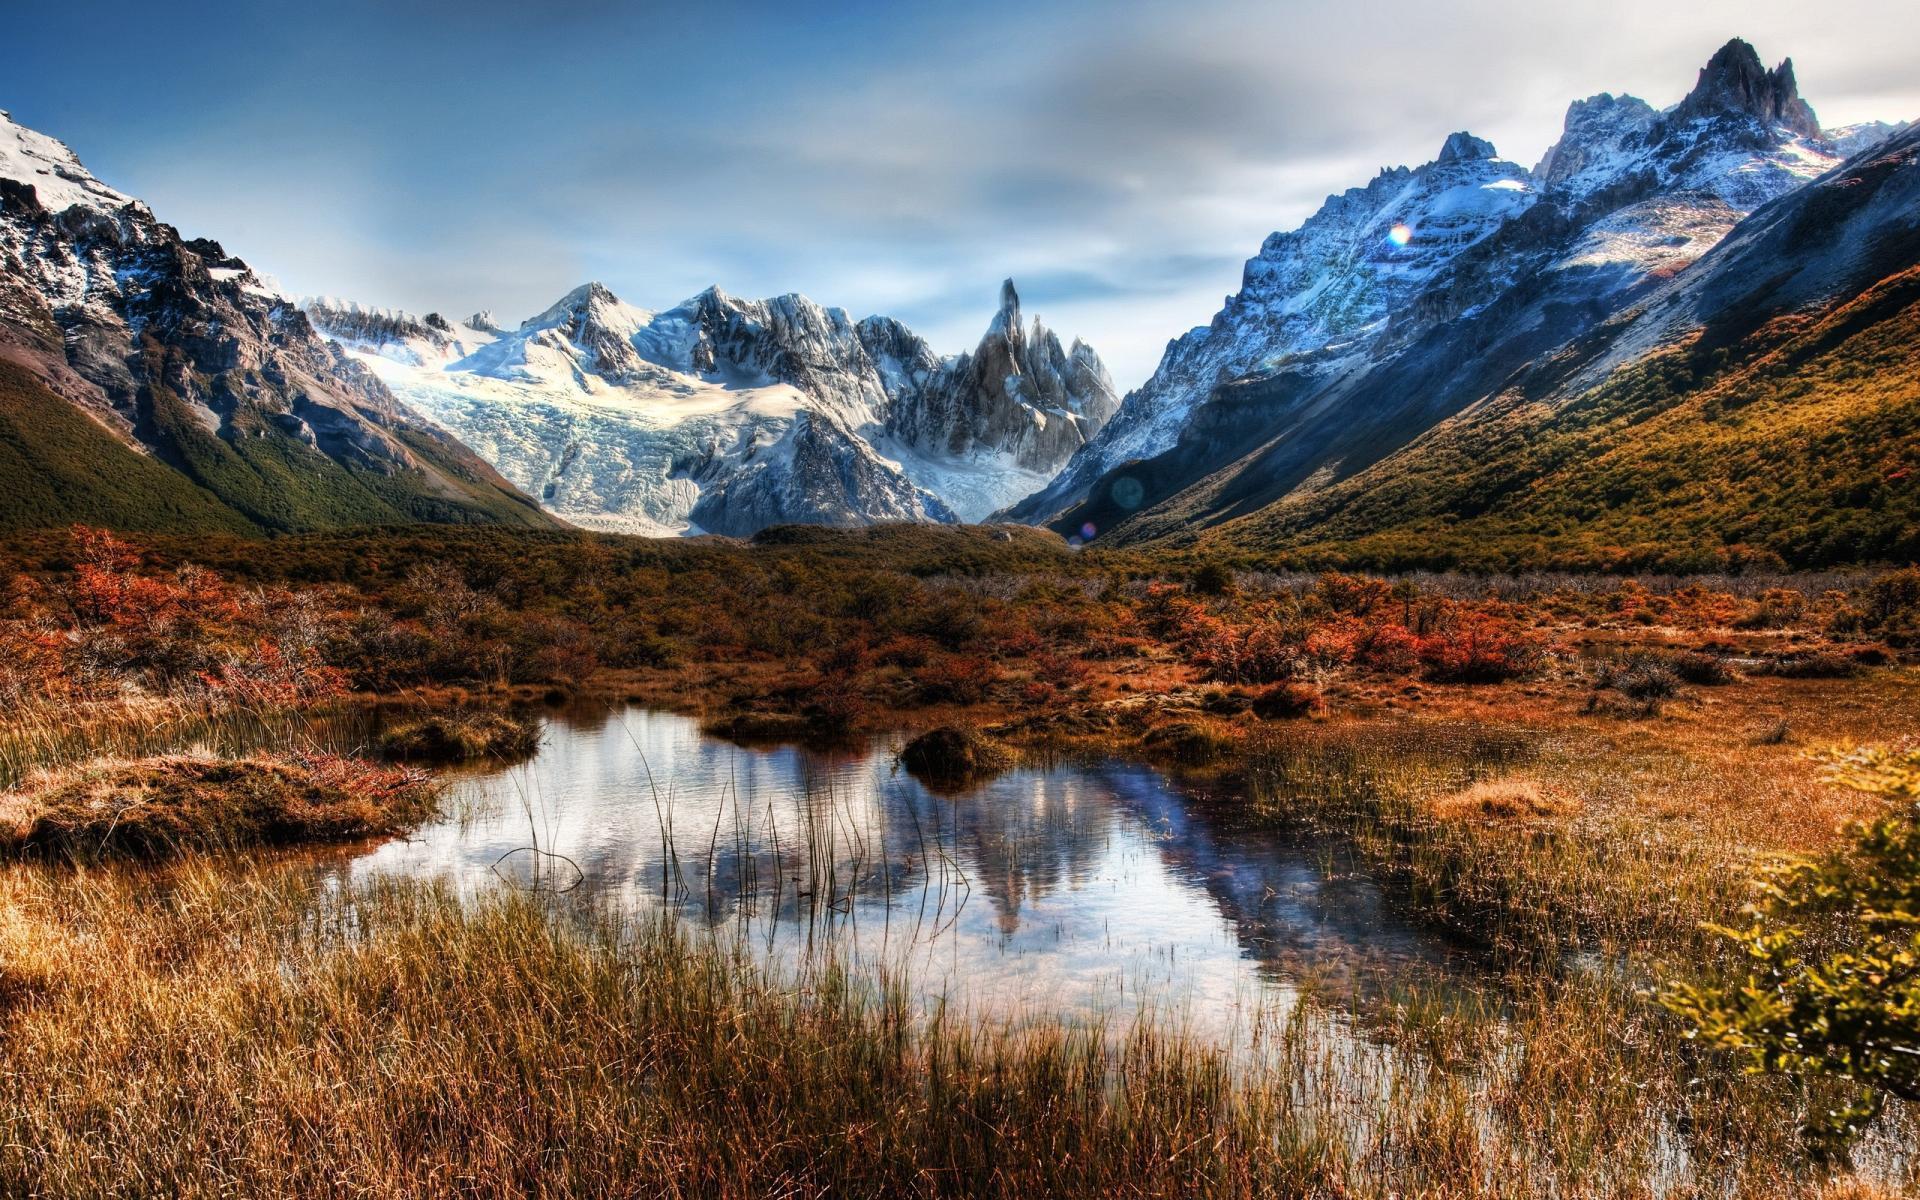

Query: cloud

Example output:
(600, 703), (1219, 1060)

(22, 0), (1919, 389)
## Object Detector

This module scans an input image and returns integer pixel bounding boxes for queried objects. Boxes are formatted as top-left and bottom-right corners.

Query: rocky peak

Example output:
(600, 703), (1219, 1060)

(0, 108), (145, 216)
(470, 281), (652, 385)
(1672, 38), (1820, 139)
(467, 310), (503, 335)
(1532, 93), (1659, 190)
(1436, 132), (1497, 164)
(988, 277), (1024, 342)
(527, 280), (631, 328)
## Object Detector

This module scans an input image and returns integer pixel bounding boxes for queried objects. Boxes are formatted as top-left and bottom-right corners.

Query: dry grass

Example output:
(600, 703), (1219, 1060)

(0, 863), (1906, 1199)
(0, 752), (439, 860)
(378, 710), (541, 762)
(1424, 776), (1573, 823)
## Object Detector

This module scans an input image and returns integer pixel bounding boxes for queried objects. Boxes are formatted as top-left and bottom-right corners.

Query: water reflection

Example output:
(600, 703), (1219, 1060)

(340, 704), (1478, 1036)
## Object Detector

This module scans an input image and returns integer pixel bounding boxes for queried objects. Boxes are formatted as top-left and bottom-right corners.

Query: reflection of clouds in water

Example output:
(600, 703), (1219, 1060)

(346, 706), (1477, 1041)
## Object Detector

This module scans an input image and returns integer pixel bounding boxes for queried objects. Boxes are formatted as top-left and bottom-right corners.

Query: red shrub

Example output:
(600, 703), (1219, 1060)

(1417, 612), (1546, 683)
(914, 655), (1000, 704)
(1350, 621), (1421, 674)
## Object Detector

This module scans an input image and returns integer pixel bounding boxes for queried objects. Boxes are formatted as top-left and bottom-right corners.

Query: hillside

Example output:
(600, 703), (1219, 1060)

(1201, 265), (1920, 570)
(0, 360), (257, 534)
(0, 110), (556, 536)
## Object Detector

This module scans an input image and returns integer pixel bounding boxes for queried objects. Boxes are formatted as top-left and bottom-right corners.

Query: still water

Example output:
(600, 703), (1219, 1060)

(339, 704), (1477, 1039)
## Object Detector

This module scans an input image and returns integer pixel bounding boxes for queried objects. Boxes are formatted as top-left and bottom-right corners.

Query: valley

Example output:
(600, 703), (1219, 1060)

(1, 21), (1917, 1200)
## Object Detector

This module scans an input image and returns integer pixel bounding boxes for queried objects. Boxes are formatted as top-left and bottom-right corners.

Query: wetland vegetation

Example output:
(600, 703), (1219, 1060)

(0, 522), (1916, 1196)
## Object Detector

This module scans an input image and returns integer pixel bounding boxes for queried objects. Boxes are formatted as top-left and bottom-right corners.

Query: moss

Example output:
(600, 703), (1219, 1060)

(0, 754), (441, 861)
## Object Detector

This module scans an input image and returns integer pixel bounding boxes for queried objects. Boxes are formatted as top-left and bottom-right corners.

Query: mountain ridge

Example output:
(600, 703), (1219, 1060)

(1015, 37), (1908, 567)
(308, 275), (1117, 534)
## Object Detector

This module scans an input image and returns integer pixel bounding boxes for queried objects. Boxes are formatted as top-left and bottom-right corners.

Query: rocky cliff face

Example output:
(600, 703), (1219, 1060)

(1019, 38), (1872, 540)
(0, 109), (551, 532)
(881, 280), (1117, 477)
(1671, 38), (1820, 139)
(312, 278), (1115, 534)
(1006, 129), (1538, 523)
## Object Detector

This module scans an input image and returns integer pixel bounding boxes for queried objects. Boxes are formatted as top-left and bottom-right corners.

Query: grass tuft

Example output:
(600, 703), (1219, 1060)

(0, 752), (439, 861)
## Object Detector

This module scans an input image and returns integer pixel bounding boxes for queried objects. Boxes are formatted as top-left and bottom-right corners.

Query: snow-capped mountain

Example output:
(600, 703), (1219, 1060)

(1201, 118), (1920, 568)
(1009, 38), (1869, 528)
(309, 278), (1116, 535)
(1008, 131), (1536, 522)
(0, 109), (549, 533)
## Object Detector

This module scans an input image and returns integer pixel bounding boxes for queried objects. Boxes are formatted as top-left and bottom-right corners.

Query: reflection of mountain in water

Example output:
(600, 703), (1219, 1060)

(339, 706), (1476, 1026)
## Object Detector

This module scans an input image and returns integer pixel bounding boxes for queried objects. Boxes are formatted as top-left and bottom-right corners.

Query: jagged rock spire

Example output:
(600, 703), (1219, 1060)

(1674, 38), (1821, 138)
(1437, 132), (1497, 164)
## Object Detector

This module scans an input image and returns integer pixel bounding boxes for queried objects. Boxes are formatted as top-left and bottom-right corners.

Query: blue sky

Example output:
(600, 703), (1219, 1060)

(11, 0), (1917, 387)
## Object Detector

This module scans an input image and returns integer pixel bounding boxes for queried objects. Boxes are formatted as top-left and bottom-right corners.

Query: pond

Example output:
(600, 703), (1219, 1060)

(333, 704), (1484, 1041)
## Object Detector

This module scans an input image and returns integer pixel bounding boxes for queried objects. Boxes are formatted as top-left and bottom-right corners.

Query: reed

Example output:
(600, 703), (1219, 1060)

(0, 862), (1908, 1198)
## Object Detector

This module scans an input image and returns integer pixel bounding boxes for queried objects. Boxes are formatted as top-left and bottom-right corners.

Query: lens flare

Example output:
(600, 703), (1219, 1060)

(1081, 522), (1098, 541)
(1387, 222), (1413, 247)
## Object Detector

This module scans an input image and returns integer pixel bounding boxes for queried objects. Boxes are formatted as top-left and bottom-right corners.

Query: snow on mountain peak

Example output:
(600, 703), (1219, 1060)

(1005, 36), (1889, 526)
(310, 277), (1116, 533)
(1825, 120), (1913, 157)
(0, 108), (144, 216)
(523, 280), (648, 331)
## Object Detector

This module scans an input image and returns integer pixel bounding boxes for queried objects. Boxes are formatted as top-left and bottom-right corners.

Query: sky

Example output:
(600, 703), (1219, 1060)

(9, 0), (1917, 389)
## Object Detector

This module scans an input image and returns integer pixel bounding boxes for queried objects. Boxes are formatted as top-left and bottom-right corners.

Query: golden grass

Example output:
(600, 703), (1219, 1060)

(378, 710), (541, 762)
(1425, 777), (1574, 823)
(0, 863), (1906, 1199)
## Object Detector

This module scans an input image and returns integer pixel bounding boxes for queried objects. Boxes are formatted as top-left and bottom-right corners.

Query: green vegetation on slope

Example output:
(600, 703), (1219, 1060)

(0, 362), (258, 536)
(0, 356), (552, 537)
(1204, 267), (1920, 572)
(134, 351), (552, 534)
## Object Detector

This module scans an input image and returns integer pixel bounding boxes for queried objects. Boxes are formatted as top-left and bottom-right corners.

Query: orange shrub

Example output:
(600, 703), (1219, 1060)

(1417, 611), (1546, 683)
(913, 654), (1000, 704)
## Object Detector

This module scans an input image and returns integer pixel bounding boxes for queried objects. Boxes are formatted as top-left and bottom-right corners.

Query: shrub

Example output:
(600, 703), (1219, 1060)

(1314, 573), (1394, 615)
(1417, 613), (1545, 683)
(1251, 682), (1320, 720)
(1668, 650), (1738, 685)
(1350, 620), (1421, 674)
(913, 655), (1000, 705)
(800, 672), (869, 735)
(1761, 651), (1859, 679)
(1733, 588), (1808, 630)
(1190, 562), (1236, 596)
(1663, 748), (1920, 1146)
(1592, 650), (1682, 701)
(1856, 569), (1920, 648)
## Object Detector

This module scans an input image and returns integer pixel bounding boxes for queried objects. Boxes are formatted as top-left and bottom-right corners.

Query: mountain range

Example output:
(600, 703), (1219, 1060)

(1027, 43), (1918, 569)
(302, 277), (1116, 535)
(0, 37), (1914, 565)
